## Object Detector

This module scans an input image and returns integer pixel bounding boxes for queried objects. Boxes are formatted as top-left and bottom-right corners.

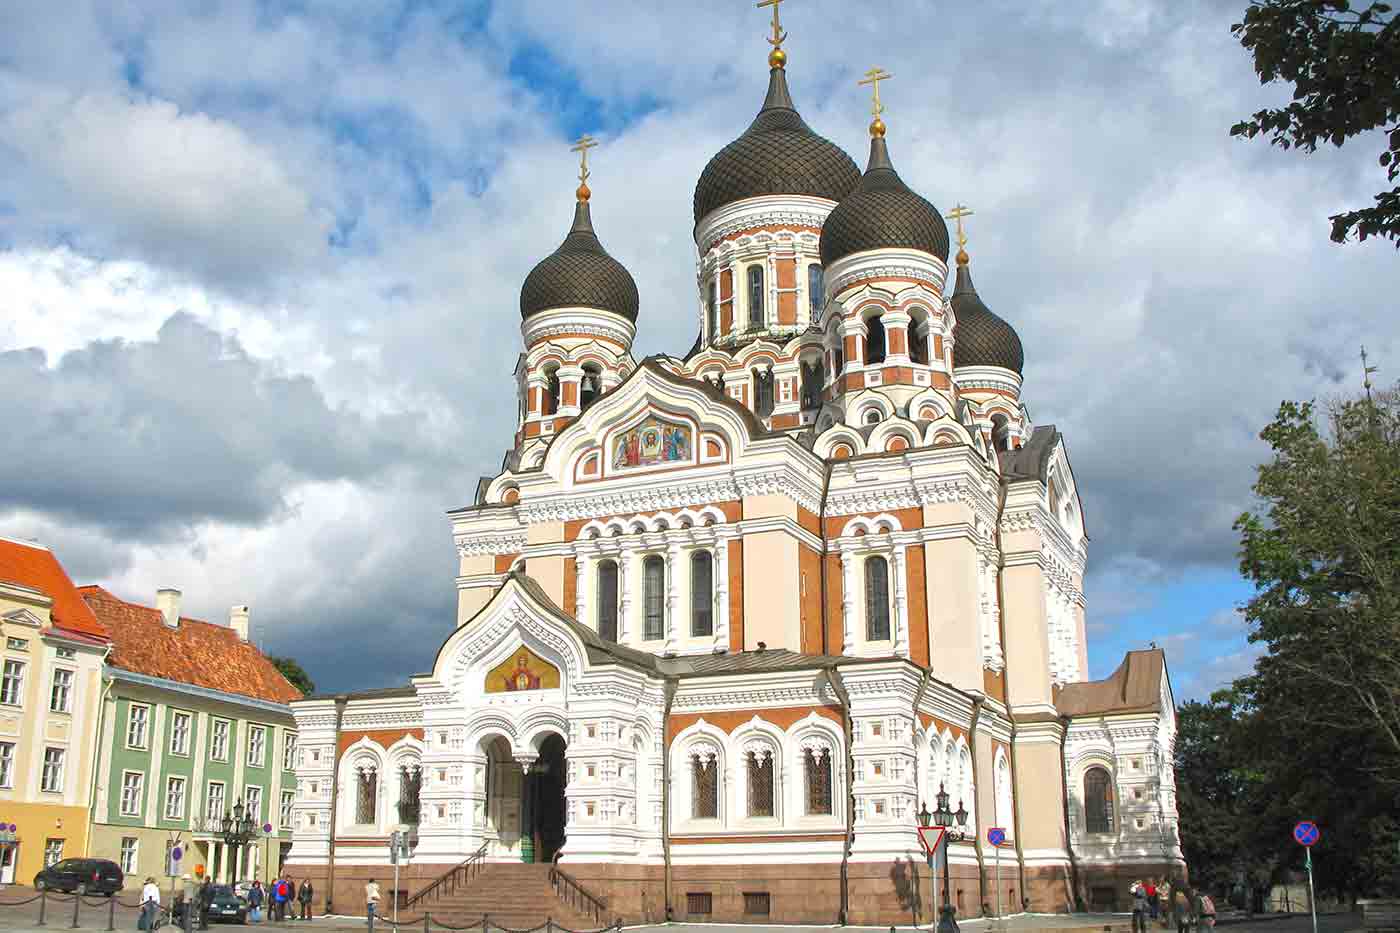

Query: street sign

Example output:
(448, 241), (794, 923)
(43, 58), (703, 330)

(171, 847), (182, 862)
(263, 823), (273, 834)
(1294, 821), (1320, 847)
(988, 827), (1007, 847)
(916, 825), (946, 857)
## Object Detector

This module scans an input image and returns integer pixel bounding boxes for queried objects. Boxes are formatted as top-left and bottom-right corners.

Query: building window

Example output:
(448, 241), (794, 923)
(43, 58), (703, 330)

(800, 359), (824, 409)
(120, 772), (144, 817)
(356, 768), (377, 824)
(4, 637), (26, 651)
(49, 669), (72, 713)
(126, 705), (149, 749)
(747, 266), (764, 328)
(808, 265), (824, 317)
(119, 838), (138, 874)
(543, 369), (560, 416)
(691, 753), (717, 819)
(596, 560), (619, 643)
(165, 776), (187, 820)
(805, 747), (833, 815)
(690, 551), (714, 637)
(580, 366), (602, 410)
(910, 320), (929, 365)
(245, 786), (263, 823)
(205, 782), (226, 822)
(41, 747), (64, 793)
(833, 344), (844, 375)
(642, 555), (665, 641)
(687, 893), (713, 917)
(211, 720), (230, 761)
(44, 839), (64, 867)
(743, 893), (771, 916)
(55, 647), (75, 660)
(247, 725), (266, 767)
(865, 314), (886, 365)
(170, 712), (191, 756)
(707, 281), (719, 338)
(280, 791), (295, 829)
(0, 741), (12, 787)
(865, 556), (891, 641)
(1, 660), (24, 706)
(752, 369), (775, 418)
(1084, 766), (1114, 834)
(746, 749), (775, 818)
(397, 766), (422, 825)
(282, 733), (297, 772)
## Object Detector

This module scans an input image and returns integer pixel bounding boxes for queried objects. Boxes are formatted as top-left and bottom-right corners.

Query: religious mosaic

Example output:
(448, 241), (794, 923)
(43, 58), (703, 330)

(611, 416), (691, 470)
(485, 646), (561, 693)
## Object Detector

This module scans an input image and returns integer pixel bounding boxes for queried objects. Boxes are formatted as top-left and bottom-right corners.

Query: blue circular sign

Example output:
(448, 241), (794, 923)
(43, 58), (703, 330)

(263, 823), (273, 834)
(1294, 821), (1320, 846)
(987, 827), (1007, 847)
(171, 847), (183, 861)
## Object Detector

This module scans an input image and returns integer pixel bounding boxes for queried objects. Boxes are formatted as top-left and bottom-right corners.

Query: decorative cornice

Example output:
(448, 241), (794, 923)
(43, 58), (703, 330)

(455, 531), (528, 558)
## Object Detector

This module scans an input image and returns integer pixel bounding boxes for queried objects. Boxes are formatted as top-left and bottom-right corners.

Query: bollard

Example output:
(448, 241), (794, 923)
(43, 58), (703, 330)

(108, 896), (116, 932)
(423, 912), (430, 933)
(71, 891), (81, 928)
(546, 919), (553, 933)
(368, 907), (376, 933)
(482, 913), (489, 933)
(37, 889), (48, 927)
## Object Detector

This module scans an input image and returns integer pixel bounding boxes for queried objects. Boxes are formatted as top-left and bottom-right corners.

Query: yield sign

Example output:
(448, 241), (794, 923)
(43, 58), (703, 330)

(1294, 821), (1320, 847)
(917, 825), (947, 857)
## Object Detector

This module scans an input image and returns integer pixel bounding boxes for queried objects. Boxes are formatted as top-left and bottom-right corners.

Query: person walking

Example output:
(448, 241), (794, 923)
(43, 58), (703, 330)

(1173, 887), (1192, 933)
(1132, 882), (1150, 933)
(274, 877), (292, 922)
(197, 878), (213, 932)
(1159, 881), (1172, 928)
(139, 877), (161, 931)
(365, 879), (381, 926)
(298, 880), (314, 921)
(247, 881), (264, 924)
(1146, 880), (1159, 921)
(1197, 892), (1217, 930)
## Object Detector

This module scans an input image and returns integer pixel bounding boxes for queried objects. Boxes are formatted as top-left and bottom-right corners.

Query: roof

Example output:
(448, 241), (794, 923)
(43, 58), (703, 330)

(819, 135), (950, 266)
(0, 537), (107, 640)
(79, 586), (302, 705)
(950, 258), (1024, 375)
(520, 198), (640, 322)
(1056, 649), (1166, 718)
(693, 66), (860, 227)
(999, 425), (1060, 482)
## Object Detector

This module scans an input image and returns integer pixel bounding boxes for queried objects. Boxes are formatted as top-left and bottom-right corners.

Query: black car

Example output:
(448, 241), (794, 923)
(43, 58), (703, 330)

(206, 885), (248, 924)
(32, 858), (124, 895)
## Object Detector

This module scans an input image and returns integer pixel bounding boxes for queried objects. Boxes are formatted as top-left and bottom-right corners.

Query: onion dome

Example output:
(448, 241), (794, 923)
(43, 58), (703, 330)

(819, 134), (950, 266)
(950, 252), (1023, 375)
(520, 191), (639, 322)
(693, 66), (861, 226)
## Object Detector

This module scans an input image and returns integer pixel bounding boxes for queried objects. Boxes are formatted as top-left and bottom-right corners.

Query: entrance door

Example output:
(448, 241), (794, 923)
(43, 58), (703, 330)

(486, 737), (522, 853)
(0, 844), (15, 884)
(531, 734), (568, 862)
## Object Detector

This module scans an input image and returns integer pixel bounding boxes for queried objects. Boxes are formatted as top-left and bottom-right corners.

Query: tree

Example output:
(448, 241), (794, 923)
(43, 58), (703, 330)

(270, 656), (315, 697)
(1231, 1), (1400, 245)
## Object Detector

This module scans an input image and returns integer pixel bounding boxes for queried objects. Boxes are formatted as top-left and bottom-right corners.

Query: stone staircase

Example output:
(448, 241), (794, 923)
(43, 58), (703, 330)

(406, 863), (607, 931)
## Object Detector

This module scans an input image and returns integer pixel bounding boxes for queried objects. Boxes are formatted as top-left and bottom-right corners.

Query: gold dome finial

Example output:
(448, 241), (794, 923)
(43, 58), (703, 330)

(946, 203), (974, 264)
(570, 134), (598, 202)
(858, 66), (893, 137)
(758, 0), (788, 68)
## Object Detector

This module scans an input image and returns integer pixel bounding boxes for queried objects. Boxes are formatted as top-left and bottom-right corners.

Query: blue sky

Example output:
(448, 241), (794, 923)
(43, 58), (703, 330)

(0, 0), (1395, 700)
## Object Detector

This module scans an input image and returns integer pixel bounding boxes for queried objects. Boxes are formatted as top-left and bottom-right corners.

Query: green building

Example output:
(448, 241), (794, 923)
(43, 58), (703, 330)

(80, 586), (302, 888)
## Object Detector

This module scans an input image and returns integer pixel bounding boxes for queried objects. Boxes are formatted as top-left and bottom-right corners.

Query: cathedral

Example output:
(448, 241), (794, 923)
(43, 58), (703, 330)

(284, 9), (1184, 925)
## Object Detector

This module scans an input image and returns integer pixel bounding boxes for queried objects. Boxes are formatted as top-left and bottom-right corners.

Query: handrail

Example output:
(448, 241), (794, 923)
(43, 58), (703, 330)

(548, 854), (607, 925)
(405, 843), (489, 908)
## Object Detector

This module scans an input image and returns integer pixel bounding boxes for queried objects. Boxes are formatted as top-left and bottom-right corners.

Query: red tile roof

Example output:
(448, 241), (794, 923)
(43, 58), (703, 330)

(79, 586), (302, 705)
(0, 537), (107, 640)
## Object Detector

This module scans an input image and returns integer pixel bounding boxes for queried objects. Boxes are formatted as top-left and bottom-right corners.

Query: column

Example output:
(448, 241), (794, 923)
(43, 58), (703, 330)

(617, 554), (631, 642)
(714, 536), (731, 652)
(893, 545), (910, 658)
(517, 761), (535, 864)
(840, 549), (857, 651)
(575, 552), (591, 630)
(665, 541), (682, 648)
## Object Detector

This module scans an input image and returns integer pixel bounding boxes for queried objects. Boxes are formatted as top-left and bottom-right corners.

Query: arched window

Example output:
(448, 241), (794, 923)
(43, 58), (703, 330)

(707, 282), (719, 339)
(865, 315), (886, 365)
(804, 746), (833, 815)
(992, 414), (1012, 452)
(597, 560), (619, 642)
(397, 765), (422, 825)
(690, 551), (714, 637)
(808, 265), (824, 317)
(833, 345), (844, 375)
(691, 751), (718, 819)
(643, 555), (665, 641)
(746, 749), (775, 817)
(747, 266), (764, 328)
(580, 365), (601, 410)
(910, 319), (929, 365)
(543, 369), (560, 416)
(800, 359), (824, 410)
(355, 766), (377, 824)
(865, 556), (891, 641)
(753, 369), (775, 417)
(1084, 766), (1114, 834)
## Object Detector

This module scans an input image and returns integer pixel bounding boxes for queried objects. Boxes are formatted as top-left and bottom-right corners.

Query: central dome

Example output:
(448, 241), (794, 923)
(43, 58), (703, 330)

(520, 198), (639, 322)
(693, 67), (860, 227)
(819, 136), (950, 267)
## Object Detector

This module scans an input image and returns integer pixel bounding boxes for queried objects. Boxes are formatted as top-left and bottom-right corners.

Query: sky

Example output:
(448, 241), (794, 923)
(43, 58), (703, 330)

(1, 0), (1395, 702)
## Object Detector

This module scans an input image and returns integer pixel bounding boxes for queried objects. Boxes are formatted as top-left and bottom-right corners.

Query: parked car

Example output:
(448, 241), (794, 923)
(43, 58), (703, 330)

(206, 885), (248, 924)
(32, 858), (124, 895)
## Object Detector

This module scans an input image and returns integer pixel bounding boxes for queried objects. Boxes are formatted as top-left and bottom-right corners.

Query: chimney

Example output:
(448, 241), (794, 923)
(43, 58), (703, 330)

(229, 605), (250, 642)
(156, 588), (181, 628)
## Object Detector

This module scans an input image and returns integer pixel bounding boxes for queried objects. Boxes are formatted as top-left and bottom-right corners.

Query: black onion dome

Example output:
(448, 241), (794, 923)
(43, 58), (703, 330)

(950, 259), (1024, 375)
(693, 67), (861, 226)
(520, 199), (640, 322)
(819, 135), (950, 266)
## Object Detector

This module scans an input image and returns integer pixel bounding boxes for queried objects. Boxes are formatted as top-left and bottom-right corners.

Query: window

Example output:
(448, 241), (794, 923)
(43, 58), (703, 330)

(205, 782), (226, 822)
(282, 733), (297, 771)
(280, 791), (295, 829)
(707, 282), (719, 339)
(747, 266), (764, 327)
(120, 838), (138, 874)
(690, 551), (714, 637)
(5, 636), (27, 651)
(44, 839), (63, 867)
(910, 320), (929, 365)
(1, 660), (24, 705)
(355, 767), (377, 824)
(126, 705), (149, 749)
(165, 776), (186, 820)
(543, 369), (560, 416)
(752, 369), (775, 418)
(245, 786), (262, 823)
(808, 265), (824, 317)
(49, 669), (72, 713)
(247, 725), (266, 767)
(800, 359), (824, 410)
(865, 556), (891, 641)
(991, 414), (1012, 452)
(120, 772), (144, 816)
(211, 720), (230, 761)
(833, 345), (844, 375)
(687, 893), (713, 917)
(642, 555), (665, 641)
(55, 646), (75, 660)
(41, 747), (64, 792)
(691, 753), (717, 819)
(743, 893), (771, 916)
(804, 747), (833, 815)
(865, 314), (886, 364)
(580, 366), (601, 410)
(0, 741), (12, 787)
(746, 749), (774, 817)
(397, 765), (422, 825)
(596, 560), (619, 643)
(170, 712), (191, 756)
(1084, 766), (1114, 834)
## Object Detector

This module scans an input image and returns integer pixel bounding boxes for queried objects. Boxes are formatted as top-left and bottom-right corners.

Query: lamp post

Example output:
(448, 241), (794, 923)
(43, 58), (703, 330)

(921, 784), (968, 933)
(217, 800), (257, 885)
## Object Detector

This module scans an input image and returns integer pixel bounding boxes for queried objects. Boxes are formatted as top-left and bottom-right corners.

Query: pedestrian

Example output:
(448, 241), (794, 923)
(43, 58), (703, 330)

(365, 879), (381, 926)
(1146, 879), (1159, 921)
(1173, 887), (1191, 933)
(1132, 882), (1150, 933)
(248, 881), (264, 924)
(139, 877), (161, 931)
(197, 878), (213, 932)
(1158, 880), (1172, 928)
(298, 879), (314, 921)
(1197, 892), (1216, 930)
(274, 877), (291, 922)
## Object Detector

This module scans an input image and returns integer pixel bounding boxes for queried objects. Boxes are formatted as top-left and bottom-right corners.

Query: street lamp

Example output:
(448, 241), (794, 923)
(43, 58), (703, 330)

(217, 800), (257, 884)
(921, 784), (968, 933)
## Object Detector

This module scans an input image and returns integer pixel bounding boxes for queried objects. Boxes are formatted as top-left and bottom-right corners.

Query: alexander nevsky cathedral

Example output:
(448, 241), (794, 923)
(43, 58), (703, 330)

(285, 6), (1185, 924)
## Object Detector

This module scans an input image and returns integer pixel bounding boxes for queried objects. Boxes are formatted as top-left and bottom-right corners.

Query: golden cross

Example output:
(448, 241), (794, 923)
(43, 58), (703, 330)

(946, 204), (975, 250)
(858, 67), (894, 118)
(757, 0), (787, 48)
(570, 134), (598, 185)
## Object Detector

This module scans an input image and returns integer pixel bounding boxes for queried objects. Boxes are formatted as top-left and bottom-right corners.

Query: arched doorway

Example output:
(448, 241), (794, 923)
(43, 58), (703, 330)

(527, 733), (567, 862)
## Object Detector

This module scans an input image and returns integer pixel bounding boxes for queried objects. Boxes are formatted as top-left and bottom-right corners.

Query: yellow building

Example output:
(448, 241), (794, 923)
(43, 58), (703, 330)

(0, 536), (110, 886)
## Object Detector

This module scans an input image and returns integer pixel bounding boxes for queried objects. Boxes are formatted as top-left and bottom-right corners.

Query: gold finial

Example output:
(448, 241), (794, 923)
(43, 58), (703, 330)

(757, 0), (788, 68)
(858, 66), (893, 137)
(570, 134), (598, 201)
(1362, 345), (1379, 403)
(946, 204), (974, 265)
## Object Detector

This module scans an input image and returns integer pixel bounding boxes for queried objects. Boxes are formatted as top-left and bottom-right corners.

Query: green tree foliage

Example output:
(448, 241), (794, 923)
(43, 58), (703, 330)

(1231, 1), (1400, 245)
(270, 656), (316, 697)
